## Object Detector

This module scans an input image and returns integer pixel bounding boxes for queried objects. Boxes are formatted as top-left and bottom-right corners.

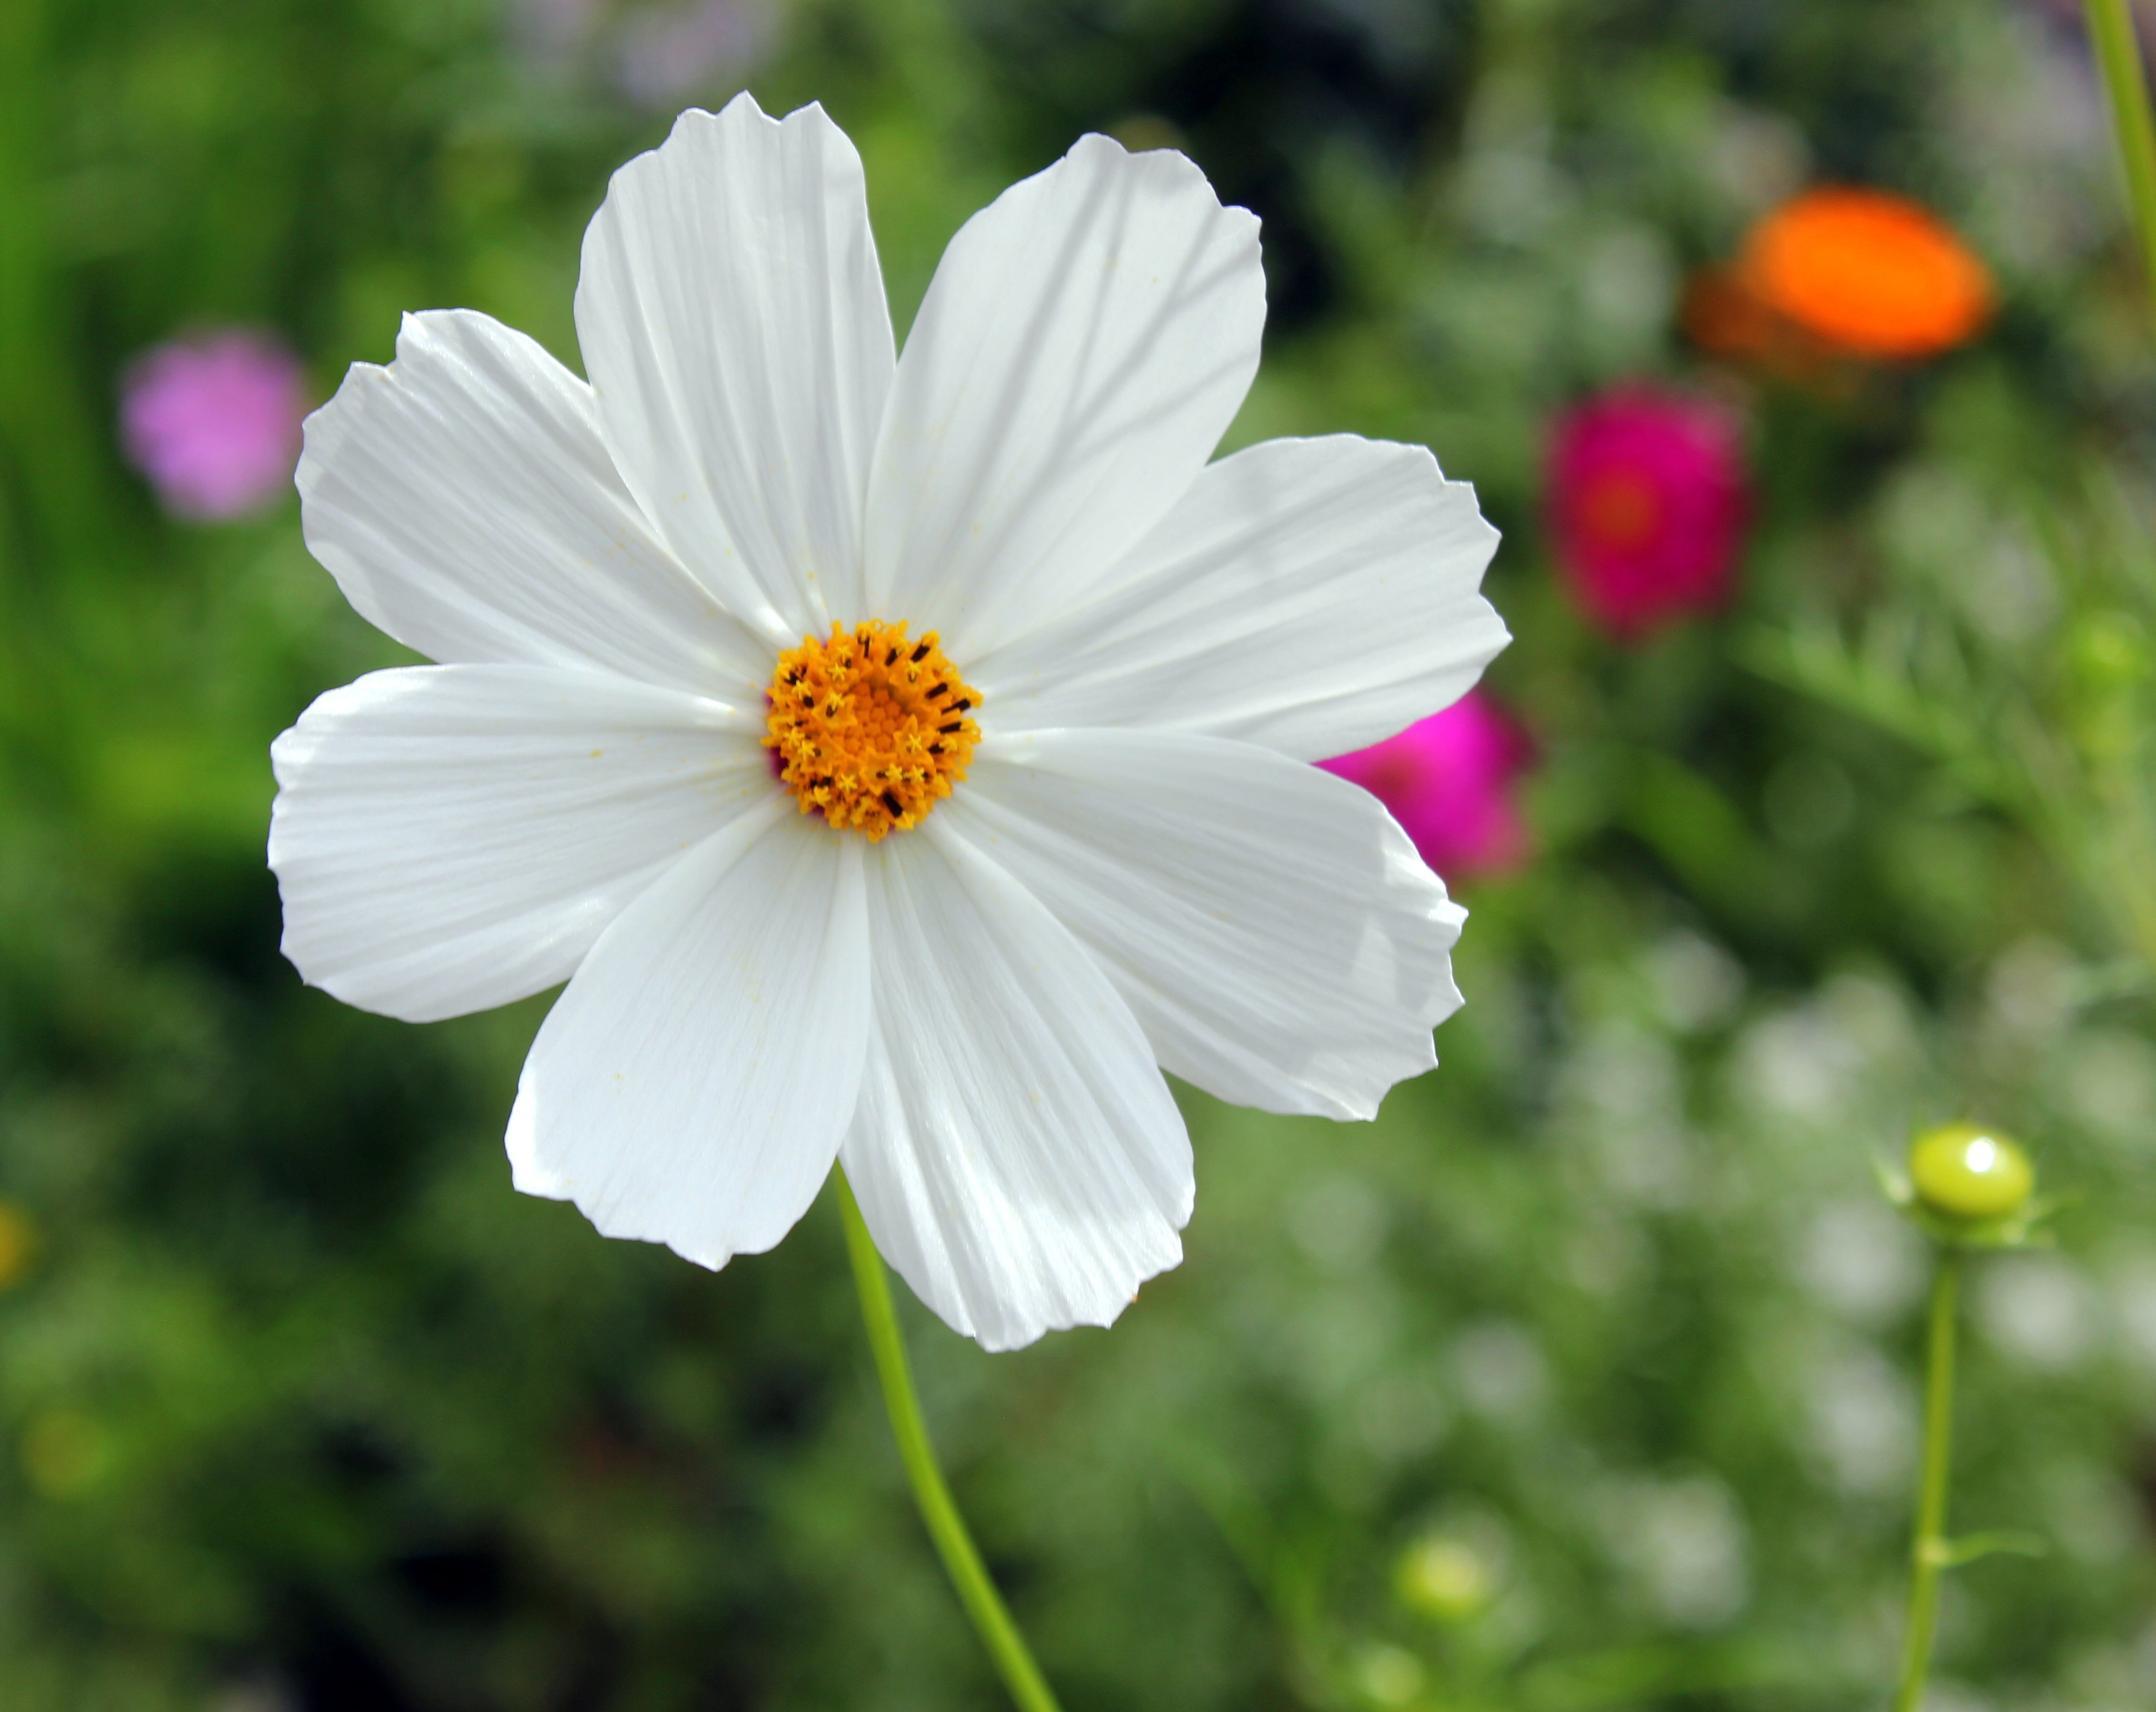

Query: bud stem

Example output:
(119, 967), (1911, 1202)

(1891, 1248), (1962, 1712)
(835, 1167), (1064, 1712)
(2087, 0), (2156, 332)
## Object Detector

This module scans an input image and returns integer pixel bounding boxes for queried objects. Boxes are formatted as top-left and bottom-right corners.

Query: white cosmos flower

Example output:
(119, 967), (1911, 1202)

(269, 93), (1508, 1351)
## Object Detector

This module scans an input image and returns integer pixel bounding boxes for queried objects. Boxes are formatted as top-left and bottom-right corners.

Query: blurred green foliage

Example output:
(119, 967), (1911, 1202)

(3, 0), (2156, 1708)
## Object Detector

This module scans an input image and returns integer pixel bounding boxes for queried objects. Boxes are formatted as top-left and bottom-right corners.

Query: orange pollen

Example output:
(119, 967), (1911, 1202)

(763, 620), (980, 842)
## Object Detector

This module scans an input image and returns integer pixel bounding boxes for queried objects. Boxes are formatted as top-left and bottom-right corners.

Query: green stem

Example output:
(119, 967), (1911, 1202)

(2087, 0), (2156, 328)
(835, 1169), (1064, 1712)
(1891, 1249), (1962, 1712)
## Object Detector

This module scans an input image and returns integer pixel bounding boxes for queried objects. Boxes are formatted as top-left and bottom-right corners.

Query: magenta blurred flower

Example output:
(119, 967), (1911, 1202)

(1320, 692), (1532, 881)
(1545, 386), (1748, 639)
(120, 330), (307, 521)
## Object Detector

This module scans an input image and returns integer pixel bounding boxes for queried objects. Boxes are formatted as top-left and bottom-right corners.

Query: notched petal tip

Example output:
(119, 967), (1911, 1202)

(863, 103), (1267, 652)
(504, 812), (869, 1278)
(969, 1230), (1187, 1353)
(661, 1237), (731, 1273)
(1067, 127), (1262, 227)
(667, 88), (765, 140)
(576, 81), (889, 641)
(951, 732), (1464, 1123)
(647, 89), (846, 171)
(840, 832), (1191, 1353)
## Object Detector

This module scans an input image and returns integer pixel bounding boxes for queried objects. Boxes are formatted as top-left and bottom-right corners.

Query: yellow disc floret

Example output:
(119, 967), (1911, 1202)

(764, 620), (980, 841)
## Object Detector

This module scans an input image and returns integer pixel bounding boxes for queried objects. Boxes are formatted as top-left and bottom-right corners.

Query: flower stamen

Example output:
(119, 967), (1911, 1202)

(764, 620), (979, 840)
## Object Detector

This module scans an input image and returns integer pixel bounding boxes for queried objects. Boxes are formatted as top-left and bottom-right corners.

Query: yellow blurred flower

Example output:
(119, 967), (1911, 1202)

(1351, 1642), (1426, 1707)
(0, 1202), (35, 1291)
(22, 1409), (110, 1499)
(1395, 1533), (1497, 1624)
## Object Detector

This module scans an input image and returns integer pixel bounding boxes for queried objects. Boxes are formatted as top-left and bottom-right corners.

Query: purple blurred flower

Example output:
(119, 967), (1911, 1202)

(1545, 386), (1748, 640)
(617, 0), (774, 107)
(1320, 691), (1532, 881)
(513, 0), (601, 59)
(120, 330), (307, 521)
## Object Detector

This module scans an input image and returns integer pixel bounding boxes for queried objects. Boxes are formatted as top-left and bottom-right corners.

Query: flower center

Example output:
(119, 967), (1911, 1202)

(763, 620), (980, 841)
(1579, 471), (1664, 553)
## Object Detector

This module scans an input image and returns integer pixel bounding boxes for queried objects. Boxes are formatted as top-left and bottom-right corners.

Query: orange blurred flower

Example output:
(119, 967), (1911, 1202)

(1735, 187), (1992, 361)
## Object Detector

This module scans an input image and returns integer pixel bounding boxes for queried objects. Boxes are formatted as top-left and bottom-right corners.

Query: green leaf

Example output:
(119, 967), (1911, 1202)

(1940, 1531), (2049, 1567)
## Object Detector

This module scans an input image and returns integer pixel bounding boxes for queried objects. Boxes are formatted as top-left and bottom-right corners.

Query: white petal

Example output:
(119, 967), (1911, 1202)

(971, 435), (1508, 761)
(508, 805), (871, 1269)
(840, 823), (1191, 1352)
(950, 728), (1466, 1121)
(299, 309), (767, 698)
(269, 665), (768, 1023)
(863, 134), (1265, 658)
(576, 95), (894, 638)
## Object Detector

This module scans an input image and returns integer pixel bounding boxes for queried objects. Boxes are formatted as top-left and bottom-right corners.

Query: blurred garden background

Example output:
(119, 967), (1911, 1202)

(5, 0), (2156, 1707)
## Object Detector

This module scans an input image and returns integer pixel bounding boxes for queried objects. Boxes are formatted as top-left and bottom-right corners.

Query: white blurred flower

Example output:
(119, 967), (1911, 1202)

(1454, 1320), (1549, 1422)
(1799, 1200), (1926, 1326)
(1596, 1473), (1751, 1629)
(1644, 929), (1744, 1033)
(1288, 1172), (1388, 1272)
(1986, 935), (2077, 1040)
(271, 98), (1506, 1350)
(1978, 1255), (2102, 1372)
(1706, 105), (1809, 215)
(1733, 975), (1914, 1126)
(2063, 1029), (2156, 1139)
(2039, 1462), (2140, 1566)
(1805, 1342), (1917, 1496)
(2106, 1250), (2156, 1372)
(1357, 1360), (1453, 1463)
(1564, 1020), (1696, 1208)
(1733, 1005), (1863, 1122)
(1578, 223), (1676, 363)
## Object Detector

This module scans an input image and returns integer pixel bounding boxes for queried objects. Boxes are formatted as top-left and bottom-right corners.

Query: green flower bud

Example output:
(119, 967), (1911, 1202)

(1394, 1534), (1494, 1624)
(1908, 1123), (2034, 1222)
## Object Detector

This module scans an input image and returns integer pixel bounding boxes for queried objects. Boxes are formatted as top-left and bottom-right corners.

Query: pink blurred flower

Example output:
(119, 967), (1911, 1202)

(1545, 386), (1748, 639)
(120, 330), (307, 520)
(1320, 692), (1532, 881)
